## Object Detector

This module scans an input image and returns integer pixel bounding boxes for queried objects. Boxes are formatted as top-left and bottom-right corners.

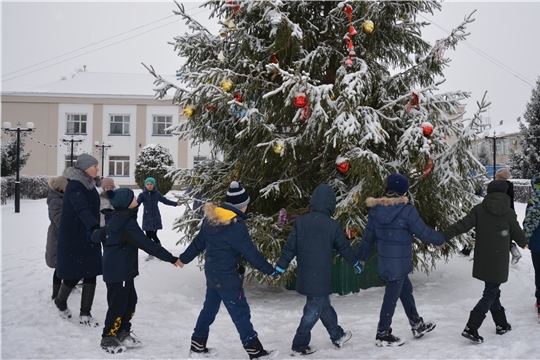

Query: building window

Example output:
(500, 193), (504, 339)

(193, 156), (207, 165)
(109, 156), (130, 176)
(503, 139), (509, 154)
(66, 114), (87, 134)
(110, 115), (130, 135)
(65, 155), (78, 169)
(153, 115), (172, 135)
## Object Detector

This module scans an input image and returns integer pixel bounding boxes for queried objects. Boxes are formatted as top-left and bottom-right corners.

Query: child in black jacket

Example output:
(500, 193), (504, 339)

(92, 188), (181, 354)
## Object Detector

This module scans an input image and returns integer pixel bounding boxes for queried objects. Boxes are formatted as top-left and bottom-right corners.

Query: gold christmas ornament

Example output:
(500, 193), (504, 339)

(353, 192), (359, 202)
(363, 20), (374, 34)
(219, 28), (228, 39)
(183, 106), (195, 118)
(221, 79), (233, 92)
(273, 141), (284, 154)
(217, 50), (226, 62)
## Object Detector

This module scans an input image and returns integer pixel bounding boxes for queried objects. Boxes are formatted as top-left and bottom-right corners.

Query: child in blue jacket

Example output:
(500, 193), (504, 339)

(137, 177), (180, 259)
(523, 173), (540, 322)
(356, 174), (444, 347)
(92, 188), (181, 354)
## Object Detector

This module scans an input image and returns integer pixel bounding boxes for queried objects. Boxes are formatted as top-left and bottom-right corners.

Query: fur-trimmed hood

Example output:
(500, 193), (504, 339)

(365, 196), (409, 225)
(202, 202), (247, 235)
(63, 167), (101, 190)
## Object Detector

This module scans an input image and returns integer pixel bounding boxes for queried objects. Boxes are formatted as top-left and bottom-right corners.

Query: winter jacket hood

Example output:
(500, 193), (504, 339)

(203, 202), (247, 236)
(365, 196), (409, 224)
(309, 184), (336, 216)
(481, 192), (511, 216)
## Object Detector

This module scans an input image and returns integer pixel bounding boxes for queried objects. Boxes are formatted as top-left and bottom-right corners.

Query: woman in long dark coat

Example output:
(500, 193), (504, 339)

(55, 153), (102, 327)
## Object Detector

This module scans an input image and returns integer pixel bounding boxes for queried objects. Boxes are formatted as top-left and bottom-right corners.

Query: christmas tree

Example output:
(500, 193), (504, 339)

(146, 0), (488, 283)
(508, 77), (540, 179)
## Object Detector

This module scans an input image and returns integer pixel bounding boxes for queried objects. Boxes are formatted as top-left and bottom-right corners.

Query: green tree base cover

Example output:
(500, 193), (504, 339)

(134, 144), (175, 194)
(147, 1), (489, 284)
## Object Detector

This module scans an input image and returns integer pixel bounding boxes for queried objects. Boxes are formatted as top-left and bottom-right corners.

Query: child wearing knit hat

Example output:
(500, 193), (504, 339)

(99, 177), (116, 227)
(91, 187), (181, 354)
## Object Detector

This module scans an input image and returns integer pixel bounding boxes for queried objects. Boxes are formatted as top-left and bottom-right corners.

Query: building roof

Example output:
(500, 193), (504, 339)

(2, 71), (178, 99)
(482, 119), (523, 137)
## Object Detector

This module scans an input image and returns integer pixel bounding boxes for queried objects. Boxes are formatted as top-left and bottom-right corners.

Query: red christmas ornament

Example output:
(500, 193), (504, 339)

(406, 92), (420, 114)
(344, 4), (353, 21)
(271, 53), (278, 64)
(337, 161), (350, 174)
(422, 157), (434, 178)
(204, 104), (217, 111)
(349, 25), (357, 36)
(234, 93), (242, 102)
(422, 122), (433, 137)
(294, 94), (308, 108)
(344, 227), (357, 239)
(345, 57), (353, 67)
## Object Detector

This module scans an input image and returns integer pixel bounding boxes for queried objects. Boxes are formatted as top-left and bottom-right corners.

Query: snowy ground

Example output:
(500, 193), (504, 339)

(1, 191), (537, 359)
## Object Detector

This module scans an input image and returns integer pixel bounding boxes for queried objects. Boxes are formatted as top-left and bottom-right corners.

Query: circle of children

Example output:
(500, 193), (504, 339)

(45, 153), (540, 359)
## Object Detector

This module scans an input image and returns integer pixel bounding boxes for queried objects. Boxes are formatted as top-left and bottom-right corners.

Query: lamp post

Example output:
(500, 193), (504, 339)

(2, 121), (36, 213)
(94, 141), (113, 178)
(61, 136), (84, 167)
(485, 131), (506, 179)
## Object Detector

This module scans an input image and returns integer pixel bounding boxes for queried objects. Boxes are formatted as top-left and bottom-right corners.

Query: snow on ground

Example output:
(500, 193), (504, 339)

(1, 191), (537, 359)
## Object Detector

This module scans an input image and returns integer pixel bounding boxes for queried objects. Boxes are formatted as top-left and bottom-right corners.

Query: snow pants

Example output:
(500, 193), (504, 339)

(103, 279), (137, 337)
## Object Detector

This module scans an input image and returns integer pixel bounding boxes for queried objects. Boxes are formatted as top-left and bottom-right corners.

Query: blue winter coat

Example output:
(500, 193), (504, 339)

(523, 173), (540, 252)
(137, 187), (177, 231)
(56, 167), (102, 280)
(179, 203), (274, 292)
(357, 196), (445, 282)
(92, 207), (177, 283)
(276, 184), (358, 297)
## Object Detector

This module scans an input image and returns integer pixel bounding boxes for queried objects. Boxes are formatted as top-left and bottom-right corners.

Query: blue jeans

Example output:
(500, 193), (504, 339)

(473, 282), (503, 314)
(193, 286), (258, 347)
(292, 296), (344, 352)
(377, 275), (421, 335)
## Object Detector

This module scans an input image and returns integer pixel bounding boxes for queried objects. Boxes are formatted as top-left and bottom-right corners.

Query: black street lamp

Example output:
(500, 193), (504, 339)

(94, 141), (113, 178)
(485, 131), (506, 179)
(2, 121), (36, 213)
(61, 136), (84, 167)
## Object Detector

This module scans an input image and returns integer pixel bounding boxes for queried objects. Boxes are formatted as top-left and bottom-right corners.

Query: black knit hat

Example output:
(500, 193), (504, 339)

(225, 181), (250, 209)
(106, 188), (134, 209)
(487, 180), (509, 194)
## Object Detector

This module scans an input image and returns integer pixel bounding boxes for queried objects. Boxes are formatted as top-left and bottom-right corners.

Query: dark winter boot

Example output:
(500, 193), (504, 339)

(492, 307), (512, 335)
(375, 328), (405, 347)
(53, 283), (73, 319)
(462, 311), (486, 344)
(243, 338), (278, 359)
(411, 317), (436, 338)
(79, 283), (99, 327)
(189, 336), (217, 358)
(100, 335), (126, 354)
(51, 283), (61, 300)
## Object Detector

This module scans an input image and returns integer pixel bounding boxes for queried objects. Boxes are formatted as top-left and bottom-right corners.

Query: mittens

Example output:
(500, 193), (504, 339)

(353, 261), (363, 275)
(270, 266), (285, 280)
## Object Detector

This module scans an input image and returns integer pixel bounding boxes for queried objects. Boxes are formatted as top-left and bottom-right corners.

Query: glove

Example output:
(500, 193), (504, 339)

(353, 261), (363, 275)
(270, 266), (285, 280)
(87, 225), (100, 243)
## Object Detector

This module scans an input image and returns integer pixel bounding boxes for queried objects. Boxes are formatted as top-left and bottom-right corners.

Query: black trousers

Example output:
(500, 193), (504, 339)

(103, 279), (138, 337)
(63, 276), (96, 288)
(145, 230), (161, 245)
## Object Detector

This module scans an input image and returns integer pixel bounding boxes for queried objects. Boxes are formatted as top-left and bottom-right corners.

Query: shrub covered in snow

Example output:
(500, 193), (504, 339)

(134, 144), (175, 194)
(1, 175), (50, 204)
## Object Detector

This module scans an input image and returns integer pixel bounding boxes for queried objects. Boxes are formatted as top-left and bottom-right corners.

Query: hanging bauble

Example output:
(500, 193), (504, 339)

(294, 93), (308, 108)
(422, 157), (434, 178)
(271, 53), (279, 64)
(183, 106), (195, 118)
(226, 19), (236, 31)
(330, 92), (336, 101)
(221, 79), (233, 92)
(234, 93), (242, 102)
(422, 121), (433, 137)
(336, 161), (350, 174)
(344, 5), (353, 21)
(344, 227), (357, 239)
(204, 104), (217, 111)
(345, 57), (353, 67)
(352, 192), (359, 202)
(363, 20), (375, 34)
(219, 28), (228, 39)
(273, 141), (284, 154)
(217, 50), (226, 62)
(349, 25), (357, 36)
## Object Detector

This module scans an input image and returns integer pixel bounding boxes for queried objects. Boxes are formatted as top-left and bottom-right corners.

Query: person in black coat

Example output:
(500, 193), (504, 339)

(274, 184), (362, 355)
(55, 153), (102, 327)
(92, 188), (181, 354)
(178, 181), (278, 360)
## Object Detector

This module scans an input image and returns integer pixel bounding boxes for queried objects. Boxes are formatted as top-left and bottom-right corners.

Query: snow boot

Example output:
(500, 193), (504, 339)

(332, 330), (352, 349)
(460, 246), (471, 257)
(510, 242), (522, 265)
(53, 283), (73, 319)
(462, 310), (485, 344)
(375, 328), (405, 347)
(411, 317), (436, 338)
(189, 336), (217, 358)
(492, 307), (512, 335)
(79, 283), (99, 327)
(117, 330), (141, 348)
(243, 338), (278, 359)
(101, 335), (126, 354)
(537, 302), (540, 324)
(51, 283), (61, 300)
(291, 346), (317, 356)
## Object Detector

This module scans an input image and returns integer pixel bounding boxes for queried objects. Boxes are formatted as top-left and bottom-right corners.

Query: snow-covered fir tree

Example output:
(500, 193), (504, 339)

(1, 137), (30, 177)
(134, 144), (175, 194)
(147, 0), (488, 282)
(508, 78), (540, 179)
(476, 142), (491, 166)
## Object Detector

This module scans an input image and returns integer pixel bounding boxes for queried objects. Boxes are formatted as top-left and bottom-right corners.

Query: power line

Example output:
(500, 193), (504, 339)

(419, 13), (535, 88)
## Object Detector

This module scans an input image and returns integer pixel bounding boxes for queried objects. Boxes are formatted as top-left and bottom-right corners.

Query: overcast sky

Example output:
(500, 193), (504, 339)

(2, 1), (539, 128)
